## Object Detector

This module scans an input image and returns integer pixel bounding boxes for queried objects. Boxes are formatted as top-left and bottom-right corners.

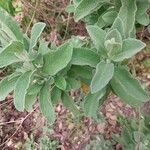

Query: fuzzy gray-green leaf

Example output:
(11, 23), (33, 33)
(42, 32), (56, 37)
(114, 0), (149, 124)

(91, 61), (114, 93)
(43, 42), (73, 76)
(111, 66), (149, 106)
(136, 0), (150, 26)
(105, 29), (122, 44)
(25, 94), (37, 111)
(112, 38), (146, 62)
(118, 0), (137, 38)
(27, 83), (42, 95)
(105, 29), (122, 57)
(74, 0), (105, 21)
(102, 10), (118, 25)
(54, 76), (66, 90)
(39, 83), (55, 124)
(0, 41), (24, 68)
(62, 92), (80, 116)
(0, 74), (19, 101)
(71, 47), (100, 67)
(14, 71), (33, 111)
(86, 25), (106, 55)
(83, 88), (106, 119)
(66, 78), (81, 90)
(0, 8), (23, 41)
(29, 22), (46, 51)
(51, 87), (62, 104)
(68, 65), (93, 80)
(110, 17), (125, 39)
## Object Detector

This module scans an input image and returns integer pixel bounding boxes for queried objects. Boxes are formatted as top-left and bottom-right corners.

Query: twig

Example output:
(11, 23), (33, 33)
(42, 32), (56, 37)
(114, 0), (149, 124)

(0, 120), (21, 126)
(131, 56), (136, 77)
(136, 106), (142, 150)
(140, 27), (145, 41)
(0, 105), (39, 147)
(25, 0), (39, 34)
(63, 13), (71, 40)
(0, 99), (13, 108)
(63, 0), (72, 40)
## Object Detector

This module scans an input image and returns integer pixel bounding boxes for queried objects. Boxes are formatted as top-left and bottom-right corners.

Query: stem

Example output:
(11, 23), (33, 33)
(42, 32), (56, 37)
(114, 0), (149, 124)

(63, 0), (72, 40)
(25, 0), (39, 34)
(131, 56), (136, 77)
(136, 106), (141, 150)
(63, 13), (71, 40)
(0, 105), (39, 147)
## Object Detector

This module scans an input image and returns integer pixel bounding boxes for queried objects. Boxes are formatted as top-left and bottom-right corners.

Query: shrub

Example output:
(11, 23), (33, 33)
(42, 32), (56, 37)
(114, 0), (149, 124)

(0, 0), (149, 124)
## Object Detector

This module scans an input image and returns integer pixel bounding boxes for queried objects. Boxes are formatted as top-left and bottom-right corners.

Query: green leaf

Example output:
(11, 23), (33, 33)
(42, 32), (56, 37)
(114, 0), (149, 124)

(86, 25), (106, 55)
(54, 76), (66, 91)
(66, 78), (81, 90)
(0, 74), (19, 101)
(96, 6), (111, 28)
(112, 38), (146, 62)
(0, 8), (23, 41)
(68, 65), (93, 80)
(25, 94), (37, 111)
(0, 30), (10, 47)
(62, 92), (80, 116)
(83, 88), (106, 119)
(7, 72), (21, 80)
(0, 0), (15, 15)
(69, 36), (85, 48)
(110, 17), (125, 39)
(105, 29), (122, 57)
(71, 47), (100, 67)
(14, 71), (33, 111)
(105, 29), (122, 44)
(0, 41), (24, 68)
(133, 131), (145, 143)
(65, 4), (75, 13)
(39, 83), (55, 124)
(96, 16), (107, 29)
(111, 66), (149, 106)
(27, 83), (42, 95)
(51, 87), (62, 104)
(73, 0), (81, 5)
(25, 77), (45, 112)
(136, 0), (150, 26)
(38, 40), (49, 55)
(91, 61), (114, 93)
(43, 42), (73, 76)
(74, 0), (105, 21)
(114, 0), (122, 10)
(106, 43), (122, 59)
(102, 10), (118, 25)
(118, 0), (137, 38)
(32, 54), (43, 68)
(29, 22), (46, 51)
